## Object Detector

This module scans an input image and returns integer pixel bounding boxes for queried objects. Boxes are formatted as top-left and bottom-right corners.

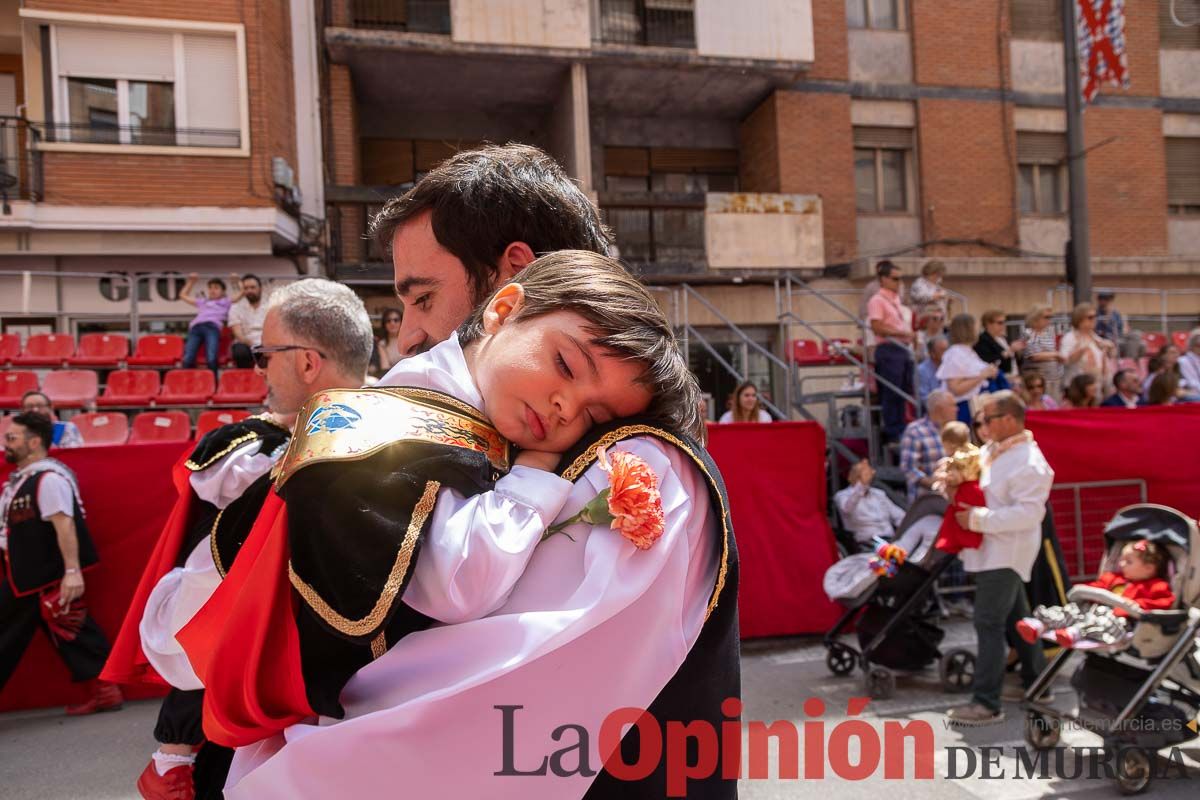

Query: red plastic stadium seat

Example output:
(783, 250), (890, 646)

(195, 409), (251, 439)
(97, 369), (161, 407)
(71, 412), (130, 446)
(128, 335), (184, 367)
(0, 371), (39, 410)
(790, 339), (831, 367)
(13, 333), (76, 367)
(1141, 331), (1167, 354)
(158, 369), (216, 405)
(68, 333), (129, 367)
(0, 333), (20, 365)
(130, 411), (192, 444)
(1172, 330), (1190, 352)
(212, 369), (266, 405)
(41, 370), (99, 409)
(195, 326), (235, 367)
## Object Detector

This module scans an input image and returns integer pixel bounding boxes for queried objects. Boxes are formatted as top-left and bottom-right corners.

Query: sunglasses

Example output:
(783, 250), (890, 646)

(1085, 314), (1097, 320)
(250, 344), (326, 369)
(384, 316), (402, 323)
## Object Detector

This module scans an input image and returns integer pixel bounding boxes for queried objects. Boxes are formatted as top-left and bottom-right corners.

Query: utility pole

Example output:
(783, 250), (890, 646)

(1062, 0), (1092, 304)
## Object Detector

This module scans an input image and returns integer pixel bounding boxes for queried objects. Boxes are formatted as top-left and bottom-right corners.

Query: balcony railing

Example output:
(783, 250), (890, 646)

(600, 192), (706, 273)
(350, 0), (452, 33)
(596, 0), (696, 48)
(324, 186), (412, 279)
(41, 123), (241, 149)
(0, 116), (43, 203)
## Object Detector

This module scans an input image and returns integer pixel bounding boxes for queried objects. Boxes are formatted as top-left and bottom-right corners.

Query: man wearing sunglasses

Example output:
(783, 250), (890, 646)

(104, 279), (373, 800)
(943, 391), (1054, 727)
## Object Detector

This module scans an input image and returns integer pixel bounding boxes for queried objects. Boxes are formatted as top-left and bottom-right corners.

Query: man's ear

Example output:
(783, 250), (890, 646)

(495, 241), (535, 284)
(482, 283), (526, 335)
(299, 346), (324, 386)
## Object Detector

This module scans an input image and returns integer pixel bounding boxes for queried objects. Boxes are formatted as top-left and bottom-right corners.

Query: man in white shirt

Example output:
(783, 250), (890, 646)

(834, 461), (905, 549)
(227, 274), (268, 369)
(946, 390), (1054, 726)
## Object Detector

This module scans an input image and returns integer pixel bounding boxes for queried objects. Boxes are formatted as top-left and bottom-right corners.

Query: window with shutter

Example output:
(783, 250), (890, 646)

(1017, 133), (1067, 214)
(852, 127), (913, 213)
(1011, 0), (1063, 41)
(1166, 137), (1200, 212)
(49, 23), (245, 152)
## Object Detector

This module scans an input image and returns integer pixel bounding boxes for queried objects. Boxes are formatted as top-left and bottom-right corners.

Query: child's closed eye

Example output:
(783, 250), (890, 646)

(556, 353), (574, 380)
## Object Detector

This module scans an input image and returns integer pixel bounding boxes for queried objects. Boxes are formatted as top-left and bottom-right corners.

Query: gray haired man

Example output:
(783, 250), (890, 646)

(103, 278), (374, 800)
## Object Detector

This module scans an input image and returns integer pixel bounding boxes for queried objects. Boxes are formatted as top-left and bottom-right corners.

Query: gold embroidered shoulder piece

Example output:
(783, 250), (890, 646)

(273, 387), (510, 488)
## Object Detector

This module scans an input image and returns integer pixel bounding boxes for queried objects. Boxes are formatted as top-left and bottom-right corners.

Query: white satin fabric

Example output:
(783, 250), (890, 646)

(222, 334), (719, 799)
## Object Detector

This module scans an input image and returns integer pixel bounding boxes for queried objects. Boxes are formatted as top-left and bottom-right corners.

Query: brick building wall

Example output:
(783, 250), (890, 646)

(916, 99), (1018, 255)
(910, 0), (1007, 89)
(28, 0), (296, 209)
(1084, 107), (1168, 257)
(808, 0), (849, 81)
(738, 94), (780, 194)
(775, 91), (857, 265)
(327, 63), (362, 262)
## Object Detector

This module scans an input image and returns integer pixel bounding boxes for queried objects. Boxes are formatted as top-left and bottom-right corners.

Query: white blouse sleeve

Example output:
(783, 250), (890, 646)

(188, 440), (274, 510)
(403, 466), (575, 623)
(936, 345), (985, 380)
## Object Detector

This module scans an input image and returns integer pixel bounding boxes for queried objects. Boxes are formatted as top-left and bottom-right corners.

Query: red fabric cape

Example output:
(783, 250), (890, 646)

(100, 450), (196, 687)
(176, 491), (314, 747)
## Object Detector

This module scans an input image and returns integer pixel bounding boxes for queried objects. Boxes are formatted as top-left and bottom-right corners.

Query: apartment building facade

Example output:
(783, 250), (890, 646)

(0, 0), (322, 338)
(319, 0), (1200, 406)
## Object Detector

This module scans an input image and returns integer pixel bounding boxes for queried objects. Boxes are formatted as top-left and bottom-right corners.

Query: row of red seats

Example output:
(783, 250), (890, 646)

(0, 369), (266, 410)
(0, 410), (250, 446)
(1141, 330), (1192, 354)
(0, 332), (233, 368)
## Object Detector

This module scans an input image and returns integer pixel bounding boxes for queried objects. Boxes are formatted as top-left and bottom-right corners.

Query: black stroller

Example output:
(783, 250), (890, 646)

(822, 493), (977, 699)
(1021, 504), (1200, 795)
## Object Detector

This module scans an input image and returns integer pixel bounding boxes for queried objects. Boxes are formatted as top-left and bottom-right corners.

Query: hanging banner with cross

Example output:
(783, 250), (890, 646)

(1076, 0), (1131, 103)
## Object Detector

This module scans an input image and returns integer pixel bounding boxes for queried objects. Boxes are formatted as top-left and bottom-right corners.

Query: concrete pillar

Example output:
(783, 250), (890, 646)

(547, 62), (593, 192)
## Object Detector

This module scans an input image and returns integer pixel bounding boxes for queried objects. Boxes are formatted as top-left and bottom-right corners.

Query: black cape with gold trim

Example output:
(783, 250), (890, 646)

(269, 387), (510, 721)
(560, 419), (741, 800)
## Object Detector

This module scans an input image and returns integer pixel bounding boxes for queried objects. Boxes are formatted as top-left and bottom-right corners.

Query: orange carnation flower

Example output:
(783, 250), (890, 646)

(596, 446), (665, 550)
(541, 445), (666, 550)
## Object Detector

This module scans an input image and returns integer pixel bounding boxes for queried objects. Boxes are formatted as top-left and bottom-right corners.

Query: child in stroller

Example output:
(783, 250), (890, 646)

(1016, 539), (1175, 648)
(1020, 504), (1200, 796)
(822, 493), (978, 698)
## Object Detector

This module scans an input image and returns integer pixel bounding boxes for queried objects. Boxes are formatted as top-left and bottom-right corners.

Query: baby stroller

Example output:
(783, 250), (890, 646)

(1020, 504), (1200, 795)
(822, 493), (977, 699)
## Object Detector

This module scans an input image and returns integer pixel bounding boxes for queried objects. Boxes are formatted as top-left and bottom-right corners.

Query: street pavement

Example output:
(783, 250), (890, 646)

(1, 619), (1197, 799)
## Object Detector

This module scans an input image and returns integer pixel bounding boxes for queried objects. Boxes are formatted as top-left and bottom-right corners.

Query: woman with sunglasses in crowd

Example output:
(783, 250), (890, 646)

(373, 307), (404, 376)
(1059, 302), (1115, 393)
(1020, 372), (1059, 411)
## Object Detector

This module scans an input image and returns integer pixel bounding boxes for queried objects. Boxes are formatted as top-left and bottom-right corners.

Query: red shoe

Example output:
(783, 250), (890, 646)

(1015, 618), (1044, 644)
(136, 760), (195, 800)
(65, 679), (124, 716)
(1055, 627), (1082, 648)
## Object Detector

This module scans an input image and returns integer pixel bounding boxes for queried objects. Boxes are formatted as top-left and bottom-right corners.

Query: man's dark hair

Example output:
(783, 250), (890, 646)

(21, 390), (51, 407)
(241, 273), (262, 286)
(1113, 369), (1130, 389)
(369, 144), (612, 302)
(875, 259), (898, 279)
(12, 411), (53, 451)
(207, 278), (226, 291)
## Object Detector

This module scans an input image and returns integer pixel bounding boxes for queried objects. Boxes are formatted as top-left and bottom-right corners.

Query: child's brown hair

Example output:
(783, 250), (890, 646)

(1123, 540), (1168, 577)
(940, 420), (971, 453)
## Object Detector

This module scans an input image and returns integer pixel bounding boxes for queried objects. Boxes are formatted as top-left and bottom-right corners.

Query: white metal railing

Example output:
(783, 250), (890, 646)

(1046, 284), (1200, 334)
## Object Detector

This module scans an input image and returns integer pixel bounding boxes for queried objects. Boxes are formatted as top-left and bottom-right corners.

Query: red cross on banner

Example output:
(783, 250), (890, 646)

(1076, 0), (1131, 103)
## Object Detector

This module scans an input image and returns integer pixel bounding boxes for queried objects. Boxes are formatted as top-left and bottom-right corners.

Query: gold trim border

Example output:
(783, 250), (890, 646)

(185, 432), (260, 472)
(560, 426), (730, 621)
(288, 480), (440, 638)
(209, 508), (227, 578)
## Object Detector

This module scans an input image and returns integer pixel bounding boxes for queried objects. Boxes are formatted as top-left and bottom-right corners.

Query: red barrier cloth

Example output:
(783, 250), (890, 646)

(101, 449), (197, 687)
(1026, 405), (1200, 575)
(706, 421), (842, 639)
(0, 442), (188, 712)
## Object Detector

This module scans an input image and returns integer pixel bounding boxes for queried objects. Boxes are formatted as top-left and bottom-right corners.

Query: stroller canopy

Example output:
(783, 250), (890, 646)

(1103, 504), (1195, 552)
